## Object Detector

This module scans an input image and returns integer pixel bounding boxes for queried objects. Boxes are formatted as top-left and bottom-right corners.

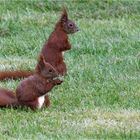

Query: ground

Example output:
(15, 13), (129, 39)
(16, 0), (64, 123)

(0, 0), (140, 139)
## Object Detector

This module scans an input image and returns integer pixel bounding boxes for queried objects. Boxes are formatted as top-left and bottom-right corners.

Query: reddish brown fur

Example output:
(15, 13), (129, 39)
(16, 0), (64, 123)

(0, 56), (63, 110)
(0, 8), (79, 80)
(0, 71), (33, 80)
(0, 88), (18, 107)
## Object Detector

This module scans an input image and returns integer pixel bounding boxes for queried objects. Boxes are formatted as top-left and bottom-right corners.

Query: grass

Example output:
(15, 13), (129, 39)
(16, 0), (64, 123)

(0, 0), (140, 139)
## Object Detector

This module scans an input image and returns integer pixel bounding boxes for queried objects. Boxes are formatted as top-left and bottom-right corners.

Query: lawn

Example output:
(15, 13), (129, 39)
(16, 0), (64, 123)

(0, 0), (140, 139)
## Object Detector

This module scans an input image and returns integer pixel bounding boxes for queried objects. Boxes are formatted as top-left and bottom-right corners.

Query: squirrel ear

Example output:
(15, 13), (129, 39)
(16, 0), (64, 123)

(60, 7), (68, 22)
(39, 55), (45, 66)
(36, 55), (45, 72)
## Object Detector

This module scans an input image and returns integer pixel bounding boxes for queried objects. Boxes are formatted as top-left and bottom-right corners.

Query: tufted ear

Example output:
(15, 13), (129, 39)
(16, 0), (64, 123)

(60, 7), (68, 22)
(36, 55), (45, 73)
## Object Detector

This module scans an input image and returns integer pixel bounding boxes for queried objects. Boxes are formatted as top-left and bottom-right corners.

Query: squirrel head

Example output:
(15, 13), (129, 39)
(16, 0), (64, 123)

(36, 55), (58, 79)
(59, 7), (79, 34)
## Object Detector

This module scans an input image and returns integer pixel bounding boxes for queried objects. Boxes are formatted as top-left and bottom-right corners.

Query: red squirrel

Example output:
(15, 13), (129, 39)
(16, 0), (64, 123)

(0, 55), (63, 110)
(0, 8), (79, 80)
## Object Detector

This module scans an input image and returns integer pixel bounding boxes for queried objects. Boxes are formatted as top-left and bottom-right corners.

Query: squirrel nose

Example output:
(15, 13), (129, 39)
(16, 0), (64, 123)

(76, 27), (80, 32)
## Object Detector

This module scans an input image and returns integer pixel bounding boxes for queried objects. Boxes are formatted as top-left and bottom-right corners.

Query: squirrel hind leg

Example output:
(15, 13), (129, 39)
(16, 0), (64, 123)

(44, 95), (50, 108)
(19, 99), (39, 111)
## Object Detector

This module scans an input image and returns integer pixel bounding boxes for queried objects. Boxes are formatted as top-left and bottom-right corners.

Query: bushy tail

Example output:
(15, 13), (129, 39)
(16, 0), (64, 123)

(0, 88), (19, 107)
(0, 71), (33, 80)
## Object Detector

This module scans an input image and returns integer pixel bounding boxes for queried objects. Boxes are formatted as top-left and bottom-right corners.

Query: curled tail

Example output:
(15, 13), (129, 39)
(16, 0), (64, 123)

(0, 88), (19, 107)
(0, 71), (34, 80)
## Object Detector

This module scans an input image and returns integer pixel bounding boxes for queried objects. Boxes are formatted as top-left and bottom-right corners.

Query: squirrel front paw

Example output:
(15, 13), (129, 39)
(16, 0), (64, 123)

(54, 79), (63, 85)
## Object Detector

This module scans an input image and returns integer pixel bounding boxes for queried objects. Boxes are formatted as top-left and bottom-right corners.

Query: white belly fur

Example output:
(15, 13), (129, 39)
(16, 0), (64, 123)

(62, 52), (64, 56)
(38, 95), (45, 109)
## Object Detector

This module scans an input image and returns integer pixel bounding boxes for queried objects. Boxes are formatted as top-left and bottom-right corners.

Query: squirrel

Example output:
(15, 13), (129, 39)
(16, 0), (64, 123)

(0, 55), (63, 110)
(0, 8), (79, 80)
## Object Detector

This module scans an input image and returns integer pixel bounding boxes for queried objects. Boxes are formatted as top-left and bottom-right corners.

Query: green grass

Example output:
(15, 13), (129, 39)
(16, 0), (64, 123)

(0, 0), (140, 139)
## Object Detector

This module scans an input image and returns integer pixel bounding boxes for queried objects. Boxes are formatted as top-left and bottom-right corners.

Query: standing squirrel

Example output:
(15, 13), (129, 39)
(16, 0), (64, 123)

(0, 8), (79, 80)
(0, 55), (63, 110)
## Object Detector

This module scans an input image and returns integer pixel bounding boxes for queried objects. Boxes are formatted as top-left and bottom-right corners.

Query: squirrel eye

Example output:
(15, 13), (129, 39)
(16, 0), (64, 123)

(69, 23), (73, 27)
(49, 69), (52, 73)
